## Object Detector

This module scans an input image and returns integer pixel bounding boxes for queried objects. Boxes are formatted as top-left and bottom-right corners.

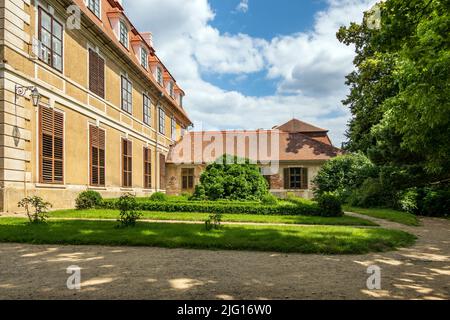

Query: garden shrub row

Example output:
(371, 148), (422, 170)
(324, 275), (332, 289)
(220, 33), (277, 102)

(101, 198), (325, 216)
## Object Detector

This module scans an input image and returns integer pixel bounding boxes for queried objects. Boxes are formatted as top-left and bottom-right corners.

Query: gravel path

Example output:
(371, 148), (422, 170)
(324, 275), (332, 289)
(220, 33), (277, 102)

(0, 214), (448, 300)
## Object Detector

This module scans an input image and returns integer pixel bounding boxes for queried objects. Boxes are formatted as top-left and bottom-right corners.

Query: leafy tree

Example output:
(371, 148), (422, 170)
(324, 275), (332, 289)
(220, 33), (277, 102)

(337, 0), (450, 185)
(192, 155), (269, 201)
(313, 153), (376, 202)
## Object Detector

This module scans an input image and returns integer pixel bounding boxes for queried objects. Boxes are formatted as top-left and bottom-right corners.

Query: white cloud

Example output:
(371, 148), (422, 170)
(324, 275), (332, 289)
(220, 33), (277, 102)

(235, 0), (249, 13)
(122, 0), (376, 146)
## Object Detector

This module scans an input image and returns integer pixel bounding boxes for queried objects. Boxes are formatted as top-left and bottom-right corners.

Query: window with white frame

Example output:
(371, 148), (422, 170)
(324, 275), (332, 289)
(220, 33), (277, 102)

(143, 94), (151, 126)
(87, 0), (100, 18)
(140, 47), (148, 69)
(159, 107), (165, 134)
(168, 81), (174, 98)
(156, 66), (163, 85)
(171, 117), (176, 140)
(119, 21), (128, 48)
(121, 76), (132, 114)
(38, 7), (63, 72)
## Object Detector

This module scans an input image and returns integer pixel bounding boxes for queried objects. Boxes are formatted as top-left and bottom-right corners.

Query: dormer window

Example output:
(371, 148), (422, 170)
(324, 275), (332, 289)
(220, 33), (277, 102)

(168, 82), (174, 98)
(156, 67), (163, 85)
(140, 47), (148, 69)
(87, 0), (100, 18)
(119, 21), (128, 48)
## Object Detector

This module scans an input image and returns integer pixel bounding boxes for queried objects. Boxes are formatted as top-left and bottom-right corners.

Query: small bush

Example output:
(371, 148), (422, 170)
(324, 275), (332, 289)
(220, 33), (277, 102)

(398, 188), (420, 214)
(205, 212), (223, 231)
(117, 194), (142, 228)
(149, 192), (168, 202)
(18, 196), (52, 223)
(261, 193), (278, 205)
(398, 186), (450, 217)
(421, 187), (450, 217)
(316, 193), (343, 217)
(75, 191), (102, 210)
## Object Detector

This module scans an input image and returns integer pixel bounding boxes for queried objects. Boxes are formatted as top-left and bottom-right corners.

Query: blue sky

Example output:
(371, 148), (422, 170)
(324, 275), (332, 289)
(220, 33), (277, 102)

(210, 0), (326, 39)
(124, 0), (376, 146)
(204, 0), (327, 96)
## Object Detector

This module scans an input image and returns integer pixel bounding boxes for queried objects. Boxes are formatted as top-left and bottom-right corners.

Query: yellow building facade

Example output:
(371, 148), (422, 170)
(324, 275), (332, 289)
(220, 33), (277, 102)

(0, 0), (192, 212)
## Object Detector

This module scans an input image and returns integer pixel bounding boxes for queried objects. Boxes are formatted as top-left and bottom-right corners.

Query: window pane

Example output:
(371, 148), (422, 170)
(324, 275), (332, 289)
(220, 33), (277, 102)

(41, 11), (51, 30)
(53, 38), (62, 54)
(41, 29), (51, 47)
(53, 54), (62, 71)
(53, 22), (62, 39)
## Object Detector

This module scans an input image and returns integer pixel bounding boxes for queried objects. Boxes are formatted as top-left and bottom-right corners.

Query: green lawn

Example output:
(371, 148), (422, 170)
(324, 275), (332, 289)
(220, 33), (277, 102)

(49, 209), (378, 226)
(0, 218), (415, 254)
(343, 206), (420, 226)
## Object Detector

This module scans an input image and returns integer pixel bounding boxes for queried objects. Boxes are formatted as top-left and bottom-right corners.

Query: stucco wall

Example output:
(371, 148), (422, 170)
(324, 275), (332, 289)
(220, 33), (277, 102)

(0, 0), (188, 212)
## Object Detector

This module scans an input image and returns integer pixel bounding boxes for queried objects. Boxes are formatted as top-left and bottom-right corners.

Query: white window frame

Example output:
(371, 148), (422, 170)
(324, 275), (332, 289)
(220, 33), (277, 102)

(140, 47), (148, 69)
(121, 75), (133, 114)
(171, 116), (177, 141)
(119, 20), (129, 48)
(86, 0), (101, 18)
(156, 66), (163, 85)
(159, 107), (166, 135)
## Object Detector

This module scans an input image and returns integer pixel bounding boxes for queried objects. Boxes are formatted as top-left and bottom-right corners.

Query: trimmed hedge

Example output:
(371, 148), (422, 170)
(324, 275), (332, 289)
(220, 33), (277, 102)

(101, 199), (323, 216)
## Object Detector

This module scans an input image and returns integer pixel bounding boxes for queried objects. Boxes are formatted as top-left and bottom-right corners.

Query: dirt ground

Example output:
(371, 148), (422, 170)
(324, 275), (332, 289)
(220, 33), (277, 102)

(0, 214), (448, 300)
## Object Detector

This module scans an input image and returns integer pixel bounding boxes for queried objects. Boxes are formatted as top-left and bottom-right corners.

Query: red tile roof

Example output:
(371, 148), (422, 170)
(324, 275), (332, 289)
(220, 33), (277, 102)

(167, 129), (341, 164)
(275, 118), (328, 133)
(71, 0), (192, 125)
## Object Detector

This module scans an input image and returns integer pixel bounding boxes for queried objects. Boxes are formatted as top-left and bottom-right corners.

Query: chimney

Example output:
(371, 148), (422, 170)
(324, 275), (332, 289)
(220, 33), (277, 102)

(141, 32), (153, 48)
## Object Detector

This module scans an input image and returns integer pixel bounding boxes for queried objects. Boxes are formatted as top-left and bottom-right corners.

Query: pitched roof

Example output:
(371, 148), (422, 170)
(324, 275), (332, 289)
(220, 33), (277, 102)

(166, 130), (341, 164)
(275, 119), (328, 133)
(72, 0), (192, 125)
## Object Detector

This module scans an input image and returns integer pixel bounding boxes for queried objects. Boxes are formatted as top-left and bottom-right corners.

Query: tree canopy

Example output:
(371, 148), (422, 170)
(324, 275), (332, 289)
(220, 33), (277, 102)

(337, 0), (450, 183)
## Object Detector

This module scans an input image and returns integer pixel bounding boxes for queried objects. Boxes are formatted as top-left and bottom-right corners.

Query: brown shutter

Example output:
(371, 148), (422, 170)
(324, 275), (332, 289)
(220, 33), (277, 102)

(159, 153), (166, 190)
(283, 168), (290, 190)
(89, 49), (98, 94)
(302, 168), (308, 190)
(99, 128), (105, 185)
(39, 106), (64, 184)
(144, 148), (152, 189)
(122, 139), (132, 187)
(89, 49), (105, 98)
(97, 55), (105, 98)
(89, 125), (105, 186)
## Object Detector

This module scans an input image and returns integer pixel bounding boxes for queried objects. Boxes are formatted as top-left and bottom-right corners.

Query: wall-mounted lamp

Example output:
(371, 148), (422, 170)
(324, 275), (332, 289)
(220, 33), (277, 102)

(12, 85), (41, 147)
(15, 85), (41, 107)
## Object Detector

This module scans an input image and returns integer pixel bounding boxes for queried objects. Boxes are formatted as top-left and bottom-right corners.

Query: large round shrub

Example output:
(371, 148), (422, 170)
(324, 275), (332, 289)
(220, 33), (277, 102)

(316, 193), (343, 217)
(192, 155), (269, 201)
(313, 153), (376, 203)
(75, 191), (102, 210)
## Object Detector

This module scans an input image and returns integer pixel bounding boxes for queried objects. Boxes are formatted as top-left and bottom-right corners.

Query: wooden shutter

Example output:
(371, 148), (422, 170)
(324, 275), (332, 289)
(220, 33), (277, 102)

(301, 168), (308, 190)
(283, 168), (290, 190)
(89, 49), (105, 98)
(39, 106), (64, 184)
(122, 139), (132, 187)
(90, 125), (105, 186)
(144, 148), (152, 189)
(159, 153), (166, 190)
